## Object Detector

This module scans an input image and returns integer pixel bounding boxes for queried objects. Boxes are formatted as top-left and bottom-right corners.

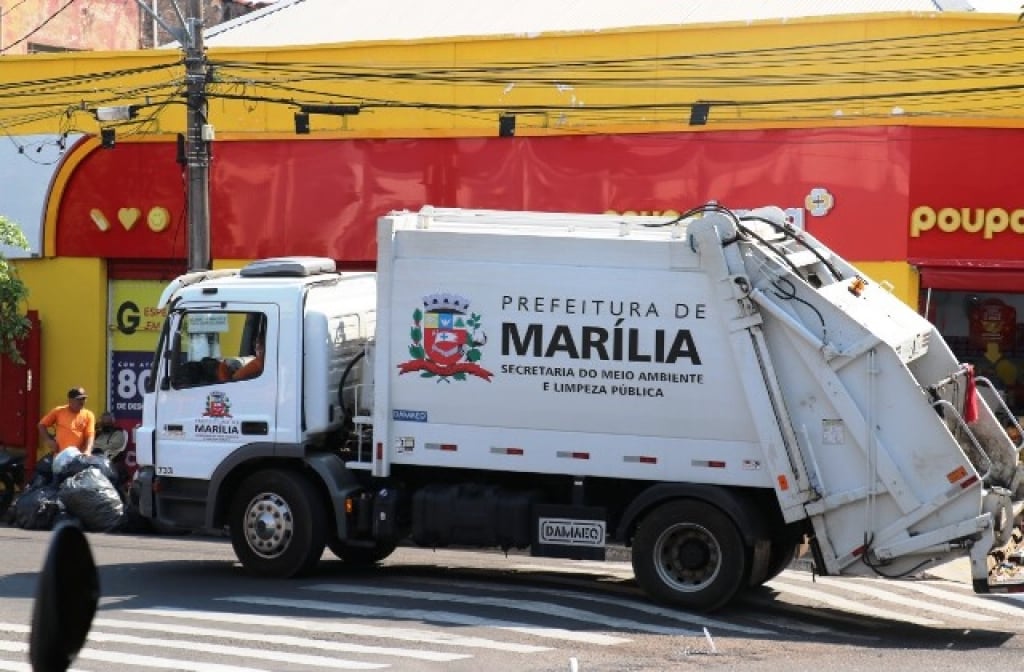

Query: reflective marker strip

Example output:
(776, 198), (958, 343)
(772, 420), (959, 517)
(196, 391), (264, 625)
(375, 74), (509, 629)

(556, 451), (590, 460)
(946, 465), (968, 483)
(425, 443), (458, 451)
(623, 456), (657, 464)
(490, 447), (524, 455)
(692, 459), (726, 468)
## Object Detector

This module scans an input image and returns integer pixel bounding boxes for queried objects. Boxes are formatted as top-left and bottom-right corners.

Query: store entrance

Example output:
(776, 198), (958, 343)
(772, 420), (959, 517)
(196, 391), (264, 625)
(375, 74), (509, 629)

(922, 287), (1024, 426)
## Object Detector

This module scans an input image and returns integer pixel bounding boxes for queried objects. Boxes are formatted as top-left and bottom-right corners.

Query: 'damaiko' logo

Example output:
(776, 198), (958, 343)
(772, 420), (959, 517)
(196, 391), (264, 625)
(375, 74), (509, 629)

(538, 518), (606, 547)
(397, 292), (493, 382)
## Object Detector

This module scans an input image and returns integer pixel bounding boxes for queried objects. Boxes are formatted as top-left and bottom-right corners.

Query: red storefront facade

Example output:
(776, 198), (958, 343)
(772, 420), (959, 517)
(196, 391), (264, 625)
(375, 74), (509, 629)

(44, 123), (1024, 418)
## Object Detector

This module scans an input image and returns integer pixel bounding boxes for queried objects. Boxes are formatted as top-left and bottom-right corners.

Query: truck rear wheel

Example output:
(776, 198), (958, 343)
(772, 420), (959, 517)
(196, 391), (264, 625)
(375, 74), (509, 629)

(327, 538), (397, 566)
(632, 499), (746, 611)
(759, 536), (801, 585)
(229, 469), (327, 578)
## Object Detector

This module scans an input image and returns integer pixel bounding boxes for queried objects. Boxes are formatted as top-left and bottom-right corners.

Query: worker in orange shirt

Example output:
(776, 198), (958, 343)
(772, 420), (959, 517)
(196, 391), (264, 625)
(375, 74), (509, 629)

(38, 387), (96, 455)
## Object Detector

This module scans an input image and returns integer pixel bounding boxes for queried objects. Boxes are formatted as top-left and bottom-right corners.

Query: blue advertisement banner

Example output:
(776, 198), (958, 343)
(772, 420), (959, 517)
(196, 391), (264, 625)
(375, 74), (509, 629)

(109, 350), (153, 421)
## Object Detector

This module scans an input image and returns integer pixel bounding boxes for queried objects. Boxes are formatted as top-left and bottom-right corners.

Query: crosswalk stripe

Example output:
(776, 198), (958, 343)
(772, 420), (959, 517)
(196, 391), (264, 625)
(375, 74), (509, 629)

(406, 576), (775, 636)
(0, 623), (386, 671)
(308, 584), (691, 637)
(0, 660), (30, 672)
(892, 580), (1024, 616)
(776, 572), (997, 622)
(84, 631), (387, 670)
(0, 635), (271, 672)
(221, 596), (630, 645)
(762, 581), (943, 626)
(92, 617), (468, 662)
(131, 607), (549, 654)
(509, 562), (635, 580)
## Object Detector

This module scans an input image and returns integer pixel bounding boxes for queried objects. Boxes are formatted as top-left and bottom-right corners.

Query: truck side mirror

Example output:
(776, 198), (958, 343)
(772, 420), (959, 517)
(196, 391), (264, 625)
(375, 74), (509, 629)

(29, 521), (99, 672)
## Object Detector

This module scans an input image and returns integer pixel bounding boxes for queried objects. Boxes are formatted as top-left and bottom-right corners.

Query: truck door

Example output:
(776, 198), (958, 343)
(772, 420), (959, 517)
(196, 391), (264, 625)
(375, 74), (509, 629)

(151, 306), (279, 479)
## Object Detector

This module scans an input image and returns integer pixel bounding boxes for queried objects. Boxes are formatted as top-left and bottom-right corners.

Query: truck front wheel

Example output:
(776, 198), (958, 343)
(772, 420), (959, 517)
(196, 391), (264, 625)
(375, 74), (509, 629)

(229, 469), (327, 578)
(632, 499), (746, 611)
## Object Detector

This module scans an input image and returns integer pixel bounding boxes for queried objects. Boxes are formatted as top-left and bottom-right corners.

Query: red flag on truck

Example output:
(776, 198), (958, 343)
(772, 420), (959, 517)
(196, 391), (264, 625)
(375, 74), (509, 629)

(964, 364), (979, 424)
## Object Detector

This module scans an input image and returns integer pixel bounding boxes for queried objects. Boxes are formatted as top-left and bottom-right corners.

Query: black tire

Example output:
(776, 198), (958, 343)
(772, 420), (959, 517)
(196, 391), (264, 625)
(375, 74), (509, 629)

(631, 499), (746, 611)
(229, 469), (327, 578)
(760, 537), (800, 585)
(0, 471), (14, 522)
(327, 538), (397, 566)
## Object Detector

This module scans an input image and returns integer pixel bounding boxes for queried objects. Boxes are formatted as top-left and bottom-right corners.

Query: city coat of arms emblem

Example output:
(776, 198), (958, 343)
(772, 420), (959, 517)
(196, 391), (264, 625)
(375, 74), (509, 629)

(398, 292), (492, 382)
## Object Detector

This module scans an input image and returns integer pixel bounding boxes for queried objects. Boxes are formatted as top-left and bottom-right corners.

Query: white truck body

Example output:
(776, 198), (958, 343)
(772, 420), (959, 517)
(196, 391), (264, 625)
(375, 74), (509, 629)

(135, 205), (1024, 611)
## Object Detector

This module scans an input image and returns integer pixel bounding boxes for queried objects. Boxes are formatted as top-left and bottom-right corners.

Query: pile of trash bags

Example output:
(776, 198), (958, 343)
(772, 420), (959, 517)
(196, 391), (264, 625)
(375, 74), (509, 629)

(8, 447), (124, 532)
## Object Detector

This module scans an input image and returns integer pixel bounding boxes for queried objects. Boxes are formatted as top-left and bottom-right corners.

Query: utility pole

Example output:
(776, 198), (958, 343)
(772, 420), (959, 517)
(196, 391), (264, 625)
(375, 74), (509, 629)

(135, 0), (210, 271)
(184, 0), (211, 271)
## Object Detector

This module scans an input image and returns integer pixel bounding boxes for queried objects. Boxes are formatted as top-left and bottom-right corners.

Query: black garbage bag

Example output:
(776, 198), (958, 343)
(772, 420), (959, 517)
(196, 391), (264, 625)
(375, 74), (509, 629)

(56, 456), (91, 484)
(14, 486), (61, 530)
(83, 455), (119, 490)
(30, 454), (55, 489)
(58, 468), (124, 532)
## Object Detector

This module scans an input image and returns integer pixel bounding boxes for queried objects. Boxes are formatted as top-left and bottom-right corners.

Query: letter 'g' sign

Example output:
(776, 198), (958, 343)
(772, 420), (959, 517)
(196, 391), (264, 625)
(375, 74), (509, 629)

(116, 301), (141, 335)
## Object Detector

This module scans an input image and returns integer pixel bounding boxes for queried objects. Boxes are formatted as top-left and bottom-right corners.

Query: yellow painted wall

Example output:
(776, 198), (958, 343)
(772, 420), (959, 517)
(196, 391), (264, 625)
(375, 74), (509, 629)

(16, 257), (106, 446)
(1, 13), (1023, 142)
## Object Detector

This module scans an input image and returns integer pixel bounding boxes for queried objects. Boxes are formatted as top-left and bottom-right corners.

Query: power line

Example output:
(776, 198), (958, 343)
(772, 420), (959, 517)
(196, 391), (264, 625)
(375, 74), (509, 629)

(0, 0), (31, 18)
(1, 0), (78, 54)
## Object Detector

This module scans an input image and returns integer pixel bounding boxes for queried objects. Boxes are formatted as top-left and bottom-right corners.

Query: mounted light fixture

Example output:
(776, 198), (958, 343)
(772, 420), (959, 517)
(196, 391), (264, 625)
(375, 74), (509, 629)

(498, 113), (516, 137)
(293, 104), (361, 134)
(93, 106), (138, 123)
(301, 104), (361, 116)
(689, 103), (711, 126)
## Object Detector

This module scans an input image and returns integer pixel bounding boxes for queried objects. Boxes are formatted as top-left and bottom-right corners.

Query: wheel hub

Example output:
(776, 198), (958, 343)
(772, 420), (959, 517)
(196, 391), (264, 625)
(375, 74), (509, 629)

(655, 524), (721, 592)
(244, 492), (294, 559)
(677, 536), (711, 571)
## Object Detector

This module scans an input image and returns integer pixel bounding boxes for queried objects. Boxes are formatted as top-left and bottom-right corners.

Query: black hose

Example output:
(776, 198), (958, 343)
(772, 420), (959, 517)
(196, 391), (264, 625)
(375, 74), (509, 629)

(337, 350), (366, 421)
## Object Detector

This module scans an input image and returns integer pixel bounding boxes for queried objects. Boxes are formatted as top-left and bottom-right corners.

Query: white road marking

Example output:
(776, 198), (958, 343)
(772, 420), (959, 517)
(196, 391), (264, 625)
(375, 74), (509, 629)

(92, 617), (467, 662)
(0, 634), (272, 672)
(763, 580), (942, 626)
(402, 576), (775, 636)
(871, 578), (1024, 617)
(308, 583), (689, 636)
(0, 623), (385, 670)
(134, 606), (549, 653)
(508, 562), (635, 580)
(222, 595), (630, 645)
(777, 572), (997, 622)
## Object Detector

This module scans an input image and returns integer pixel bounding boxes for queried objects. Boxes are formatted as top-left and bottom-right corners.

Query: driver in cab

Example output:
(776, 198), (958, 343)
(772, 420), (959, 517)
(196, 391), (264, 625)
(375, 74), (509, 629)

(217, 336), (265, 382)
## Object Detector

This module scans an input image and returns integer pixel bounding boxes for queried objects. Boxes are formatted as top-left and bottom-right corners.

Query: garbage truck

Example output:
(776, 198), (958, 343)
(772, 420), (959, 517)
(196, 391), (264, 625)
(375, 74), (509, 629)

(134, 203), (1024, 611)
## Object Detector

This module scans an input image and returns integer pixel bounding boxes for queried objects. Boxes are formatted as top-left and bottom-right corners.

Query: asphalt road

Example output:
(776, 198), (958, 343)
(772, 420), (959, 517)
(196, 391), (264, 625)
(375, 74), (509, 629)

(3, 526), (1024, 671)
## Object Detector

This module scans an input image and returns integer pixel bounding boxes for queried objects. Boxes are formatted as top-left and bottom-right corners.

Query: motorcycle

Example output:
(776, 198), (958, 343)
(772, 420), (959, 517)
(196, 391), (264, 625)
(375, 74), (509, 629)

(0, 448), (26, 520)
